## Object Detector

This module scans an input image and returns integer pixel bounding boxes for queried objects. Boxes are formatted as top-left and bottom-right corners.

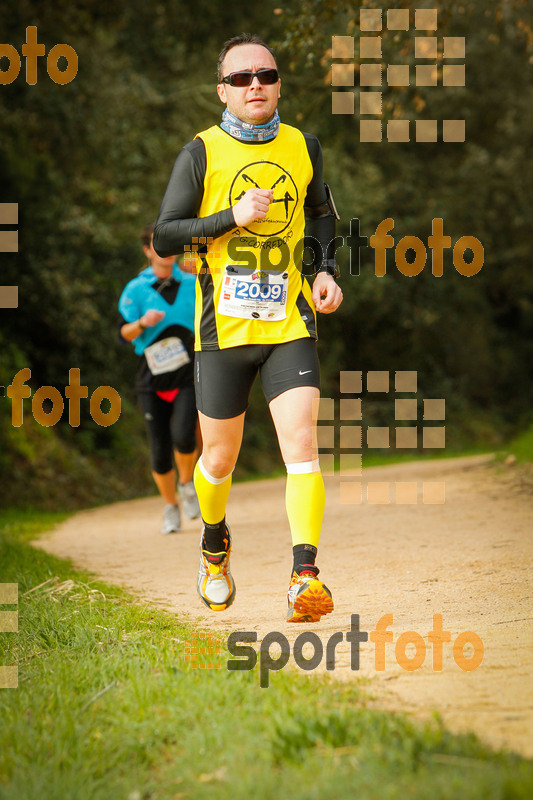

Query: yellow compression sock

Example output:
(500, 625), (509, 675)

(285, 463), (325, 548)
(193, 458), (232, 525)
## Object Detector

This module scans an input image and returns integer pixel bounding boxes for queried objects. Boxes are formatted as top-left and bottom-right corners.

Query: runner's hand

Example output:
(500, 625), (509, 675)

(312, 272), (343, 314)
(232, 189), (273, 227)
(141, 309), (165, 327)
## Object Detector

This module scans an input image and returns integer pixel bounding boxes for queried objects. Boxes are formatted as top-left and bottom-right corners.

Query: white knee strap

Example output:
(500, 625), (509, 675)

(197, 456), (233, 485)
(285, 460), (320, 475)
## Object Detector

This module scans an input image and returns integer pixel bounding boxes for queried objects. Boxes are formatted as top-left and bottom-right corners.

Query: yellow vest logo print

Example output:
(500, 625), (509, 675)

(229, 161), (299, 237)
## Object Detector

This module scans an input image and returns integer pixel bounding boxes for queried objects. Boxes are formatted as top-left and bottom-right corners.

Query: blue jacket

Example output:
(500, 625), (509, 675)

(118, 264), (196, 355)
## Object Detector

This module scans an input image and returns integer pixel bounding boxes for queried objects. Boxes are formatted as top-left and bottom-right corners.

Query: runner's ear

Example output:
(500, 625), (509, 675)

(217, 83), (227, 105)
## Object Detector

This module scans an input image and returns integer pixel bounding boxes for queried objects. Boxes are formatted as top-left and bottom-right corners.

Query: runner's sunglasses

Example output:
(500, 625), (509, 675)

(221, 68), (279, 87)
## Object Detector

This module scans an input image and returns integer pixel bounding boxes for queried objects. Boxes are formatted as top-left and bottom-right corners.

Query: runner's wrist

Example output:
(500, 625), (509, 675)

(315, 260), (339, 279)
(138, 317), (147, 330)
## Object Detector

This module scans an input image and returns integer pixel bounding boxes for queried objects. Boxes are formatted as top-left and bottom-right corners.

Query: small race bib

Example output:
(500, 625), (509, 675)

(144, 337), (190, 375)
(218, 266), (288, 321)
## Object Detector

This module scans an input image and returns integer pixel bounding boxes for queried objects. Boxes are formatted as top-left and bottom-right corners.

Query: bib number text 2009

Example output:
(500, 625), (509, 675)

(234, 281), (282, 302)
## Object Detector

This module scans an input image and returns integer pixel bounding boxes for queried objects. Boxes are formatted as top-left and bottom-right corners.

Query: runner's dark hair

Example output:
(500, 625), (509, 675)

(141, 221), (155, 248)
(217, 34), (278, 82)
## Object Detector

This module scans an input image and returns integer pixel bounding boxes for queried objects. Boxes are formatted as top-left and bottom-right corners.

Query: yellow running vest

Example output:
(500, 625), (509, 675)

(193, 123), (317, 351)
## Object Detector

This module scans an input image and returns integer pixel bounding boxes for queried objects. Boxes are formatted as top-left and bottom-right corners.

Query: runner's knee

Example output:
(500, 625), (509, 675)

(280, 426), (314, 462)
(201, 448), (238, 479)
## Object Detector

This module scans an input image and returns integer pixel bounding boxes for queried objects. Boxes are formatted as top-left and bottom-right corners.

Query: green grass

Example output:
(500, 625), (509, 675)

(497, 423), (533, 464)
(1, 510), (532, 800)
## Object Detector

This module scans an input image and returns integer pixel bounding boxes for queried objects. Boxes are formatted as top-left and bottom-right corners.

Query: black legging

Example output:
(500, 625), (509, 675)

(138, 385), (197, 474)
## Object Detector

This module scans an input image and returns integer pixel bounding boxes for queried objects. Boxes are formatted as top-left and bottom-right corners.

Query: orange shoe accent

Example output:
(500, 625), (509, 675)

(197, 525), (235, 611)
(286, 570), (334, 623)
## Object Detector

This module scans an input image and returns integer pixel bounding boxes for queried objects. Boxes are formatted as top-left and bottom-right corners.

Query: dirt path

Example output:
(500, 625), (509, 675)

(34, 455), (533, 758)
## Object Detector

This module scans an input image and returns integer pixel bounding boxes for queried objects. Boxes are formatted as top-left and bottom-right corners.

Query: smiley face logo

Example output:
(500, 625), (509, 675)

(229, 161), (299, 238)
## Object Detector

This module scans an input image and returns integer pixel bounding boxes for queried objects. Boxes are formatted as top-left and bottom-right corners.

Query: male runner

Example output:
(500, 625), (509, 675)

(154, 33), (342, 622)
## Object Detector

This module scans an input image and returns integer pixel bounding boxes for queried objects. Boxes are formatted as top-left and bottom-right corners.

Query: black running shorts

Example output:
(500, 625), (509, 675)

(194, 338), (320, 419)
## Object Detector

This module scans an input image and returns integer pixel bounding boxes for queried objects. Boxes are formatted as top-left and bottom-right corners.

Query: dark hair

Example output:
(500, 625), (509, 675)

(141, 221), (155, 248)
(217, 33), (277, 82)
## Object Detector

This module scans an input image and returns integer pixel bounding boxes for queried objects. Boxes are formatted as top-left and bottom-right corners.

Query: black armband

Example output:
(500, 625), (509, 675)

(304, 183), (340, 221)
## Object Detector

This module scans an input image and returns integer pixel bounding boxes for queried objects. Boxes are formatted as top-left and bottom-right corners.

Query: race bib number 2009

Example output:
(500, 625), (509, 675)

(218, 268), (288, 321)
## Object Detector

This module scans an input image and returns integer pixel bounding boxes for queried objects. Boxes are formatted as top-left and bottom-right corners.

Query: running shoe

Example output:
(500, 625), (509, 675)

(162, 503), (181, 535)
(179, 480), (201, 520)
(286, 565), (333, 623)
(197, 527), (235, 611)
